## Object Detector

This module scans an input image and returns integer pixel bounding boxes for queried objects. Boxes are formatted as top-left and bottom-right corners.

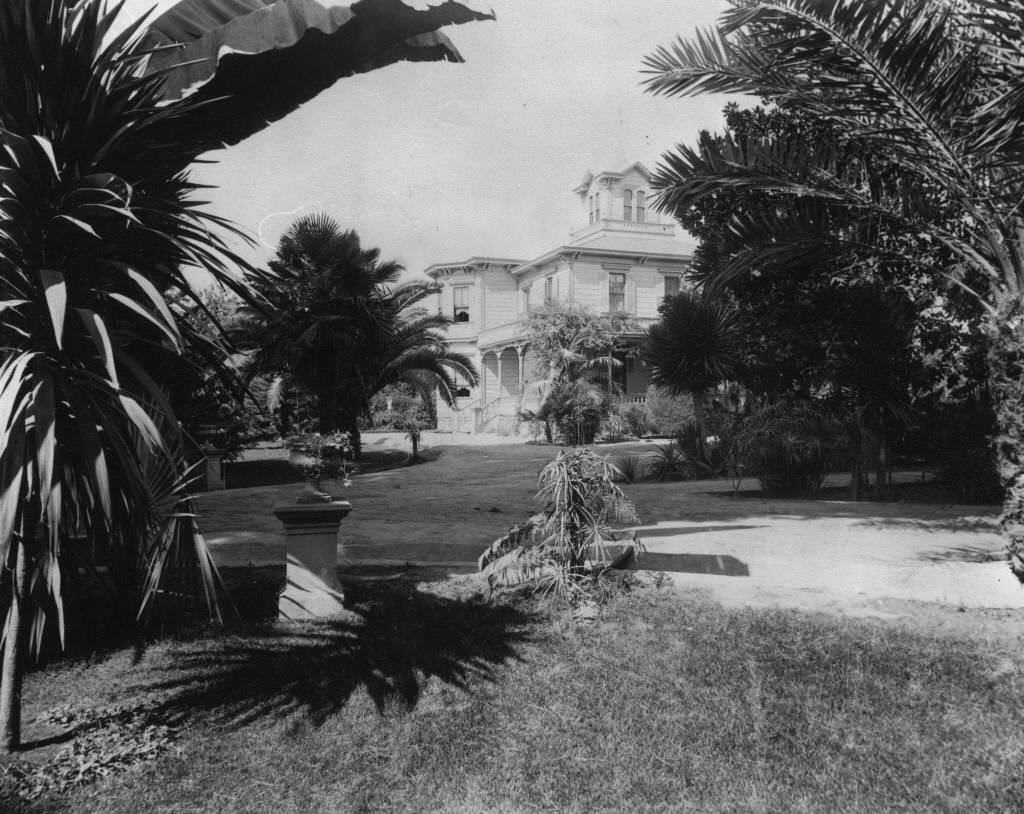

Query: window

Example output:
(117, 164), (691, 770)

(520, 284), (532, 312)
(588, 195), (594, 224)
(664, 275), (681, 298)
(623, 189), (633, 221)
(636, 190), (646, 223)
(452, 285), (470, 322)
(544, 276), (554, 303)
(453, 371), (471, 398)
(594, 191), (601, 221)
(608, 272), (626, 312)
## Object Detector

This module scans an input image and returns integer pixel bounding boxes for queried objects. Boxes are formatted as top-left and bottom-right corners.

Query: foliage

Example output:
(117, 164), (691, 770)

(925, 402), (1002, 505)
(237, 214), (476, 452)
(0, 0), (253, 748)
(647, 442), (690, 482)
(644, 385), (697, 436)
(673, 422), (733, 480)
(366, 383), (435, 432)
(641, 0), (1024, 568)
(478, 449), (642, 600)
(0, 703), (175, 803)
(611, 454), (649, 484)
(641, 291), (742, 433)
(285, 432), (355, 487)
(614, 402), (649, 438)
(536, 380), (609, 446)
(731, 399), (849, 496)
(520, 302), (635, 443)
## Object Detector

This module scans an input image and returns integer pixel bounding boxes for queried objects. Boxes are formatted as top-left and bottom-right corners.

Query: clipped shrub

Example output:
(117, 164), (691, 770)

(732, 399), (848, 496)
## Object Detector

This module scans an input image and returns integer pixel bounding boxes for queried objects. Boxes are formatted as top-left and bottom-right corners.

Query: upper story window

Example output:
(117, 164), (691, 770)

(623, 189), (633, 222)
(594, 191), (601, 221)
(520, 283), (532, 313)
(608, 272), (626, 312)
(664, 275), (681, 298)
(636, 190), (646, 223)
(544, 276), (554, 303)
(588, 195), (594, 224)
(452, 285), (470, 322)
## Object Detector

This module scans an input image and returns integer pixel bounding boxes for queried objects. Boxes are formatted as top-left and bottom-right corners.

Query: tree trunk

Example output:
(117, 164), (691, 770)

(986, 295), (1024, 580)
(691, 389), (707, 437)
(1, 530), (31, 754)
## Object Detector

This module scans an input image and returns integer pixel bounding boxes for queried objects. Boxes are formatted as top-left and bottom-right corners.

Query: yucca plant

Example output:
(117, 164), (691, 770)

(0, 0), (256, 752)
(478, 449), (642, 600)
(642, 0), (1024, 575)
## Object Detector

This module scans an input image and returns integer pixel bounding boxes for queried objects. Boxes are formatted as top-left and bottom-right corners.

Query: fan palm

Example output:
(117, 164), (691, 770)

(0, 0), (260, 751)
(641, 291), (741, 436)
(642, 0), (1024, 576)
(239, 214), (478, 454)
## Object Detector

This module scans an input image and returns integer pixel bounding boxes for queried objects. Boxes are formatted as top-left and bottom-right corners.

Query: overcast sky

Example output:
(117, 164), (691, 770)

(121, 0), (737, 280)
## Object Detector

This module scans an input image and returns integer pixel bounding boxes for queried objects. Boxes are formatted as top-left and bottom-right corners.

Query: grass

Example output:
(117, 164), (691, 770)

(6, 578), (1024, 813)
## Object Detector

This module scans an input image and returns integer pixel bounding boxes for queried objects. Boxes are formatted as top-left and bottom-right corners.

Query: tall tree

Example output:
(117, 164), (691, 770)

(643, 0), (1024, 576)
(0, 1), (254, 751)
(239, 214), (477, 454)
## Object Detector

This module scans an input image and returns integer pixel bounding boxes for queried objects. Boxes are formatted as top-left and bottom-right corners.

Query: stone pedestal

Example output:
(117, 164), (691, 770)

(204, 447), (226, 491)
(274, 500), (351, 620)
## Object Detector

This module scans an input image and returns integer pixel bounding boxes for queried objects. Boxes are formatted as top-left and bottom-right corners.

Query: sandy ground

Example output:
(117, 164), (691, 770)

(200, 433), (1024, 635)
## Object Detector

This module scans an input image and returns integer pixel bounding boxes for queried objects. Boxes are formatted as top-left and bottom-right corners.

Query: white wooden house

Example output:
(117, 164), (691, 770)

(425, 163), (695, 433)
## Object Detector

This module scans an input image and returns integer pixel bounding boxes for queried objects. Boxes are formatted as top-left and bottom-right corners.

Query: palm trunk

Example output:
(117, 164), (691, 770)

(986, 296), (1024, 579)
(1, 526), (31, 754)
(691, 389), (707, 437)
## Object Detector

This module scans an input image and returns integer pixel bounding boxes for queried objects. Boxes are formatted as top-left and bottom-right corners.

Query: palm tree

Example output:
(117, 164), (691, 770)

(642, 0), (1024, 577)
(520, 303), (627, 444)
(0, 1), (255, 751)
(641, 291), (741, 436)
(239, 214), (478, 454)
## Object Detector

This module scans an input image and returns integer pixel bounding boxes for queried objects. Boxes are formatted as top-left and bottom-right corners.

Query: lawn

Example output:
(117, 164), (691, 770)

(5, 576), (1024, 813)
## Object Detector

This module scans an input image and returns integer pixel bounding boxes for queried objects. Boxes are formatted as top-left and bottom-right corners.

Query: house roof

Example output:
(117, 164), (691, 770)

(423, 256), (525, 277)
(573, 162), (655, 195)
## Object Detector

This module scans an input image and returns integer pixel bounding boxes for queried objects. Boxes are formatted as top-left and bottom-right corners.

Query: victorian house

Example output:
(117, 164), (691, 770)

(425, 163), (695, 433)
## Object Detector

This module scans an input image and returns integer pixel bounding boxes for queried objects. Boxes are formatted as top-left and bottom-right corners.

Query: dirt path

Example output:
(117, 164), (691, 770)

(198, 435), (1024, 633)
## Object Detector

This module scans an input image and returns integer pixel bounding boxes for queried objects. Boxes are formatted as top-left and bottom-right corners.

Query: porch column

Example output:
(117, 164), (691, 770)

(497, 351), (504, 403)
(515, 344), (526, 408)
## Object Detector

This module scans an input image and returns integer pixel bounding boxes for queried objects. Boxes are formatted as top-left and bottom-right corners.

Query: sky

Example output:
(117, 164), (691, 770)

(120, 0), (738, 281)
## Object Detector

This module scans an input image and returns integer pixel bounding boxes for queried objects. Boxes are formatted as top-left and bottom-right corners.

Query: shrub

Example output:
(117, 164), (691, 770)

(644, 386), (696, 435)
(612, 453), (649, 483)
(732, 399), (849, 496)
(648, 442), (692, 481)
(673, 422), (733, 479)
(478, 449), (642, 600)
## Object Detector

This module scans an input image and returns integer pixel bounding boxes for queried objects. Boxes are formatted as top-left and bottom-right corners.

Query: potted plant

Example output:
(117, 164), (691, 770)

(285, 432), (354, 504)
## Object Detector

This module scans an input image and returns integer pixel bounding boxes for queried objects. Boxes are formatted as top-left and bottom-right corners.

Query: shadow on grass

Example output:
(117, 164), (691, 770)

(139, 579), (535, 726)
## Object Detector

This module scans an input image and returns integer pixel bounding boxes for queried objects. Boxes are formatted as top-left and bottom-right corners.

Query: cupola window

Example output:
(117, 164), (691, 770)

(636, 190), (646, 223)
(623, 189), (633, 221)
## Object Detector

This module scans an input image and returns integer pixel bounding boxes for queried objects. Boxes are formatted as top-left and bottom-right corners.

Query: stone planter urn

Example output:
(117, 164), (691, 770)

(275, 433), (354, 619)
